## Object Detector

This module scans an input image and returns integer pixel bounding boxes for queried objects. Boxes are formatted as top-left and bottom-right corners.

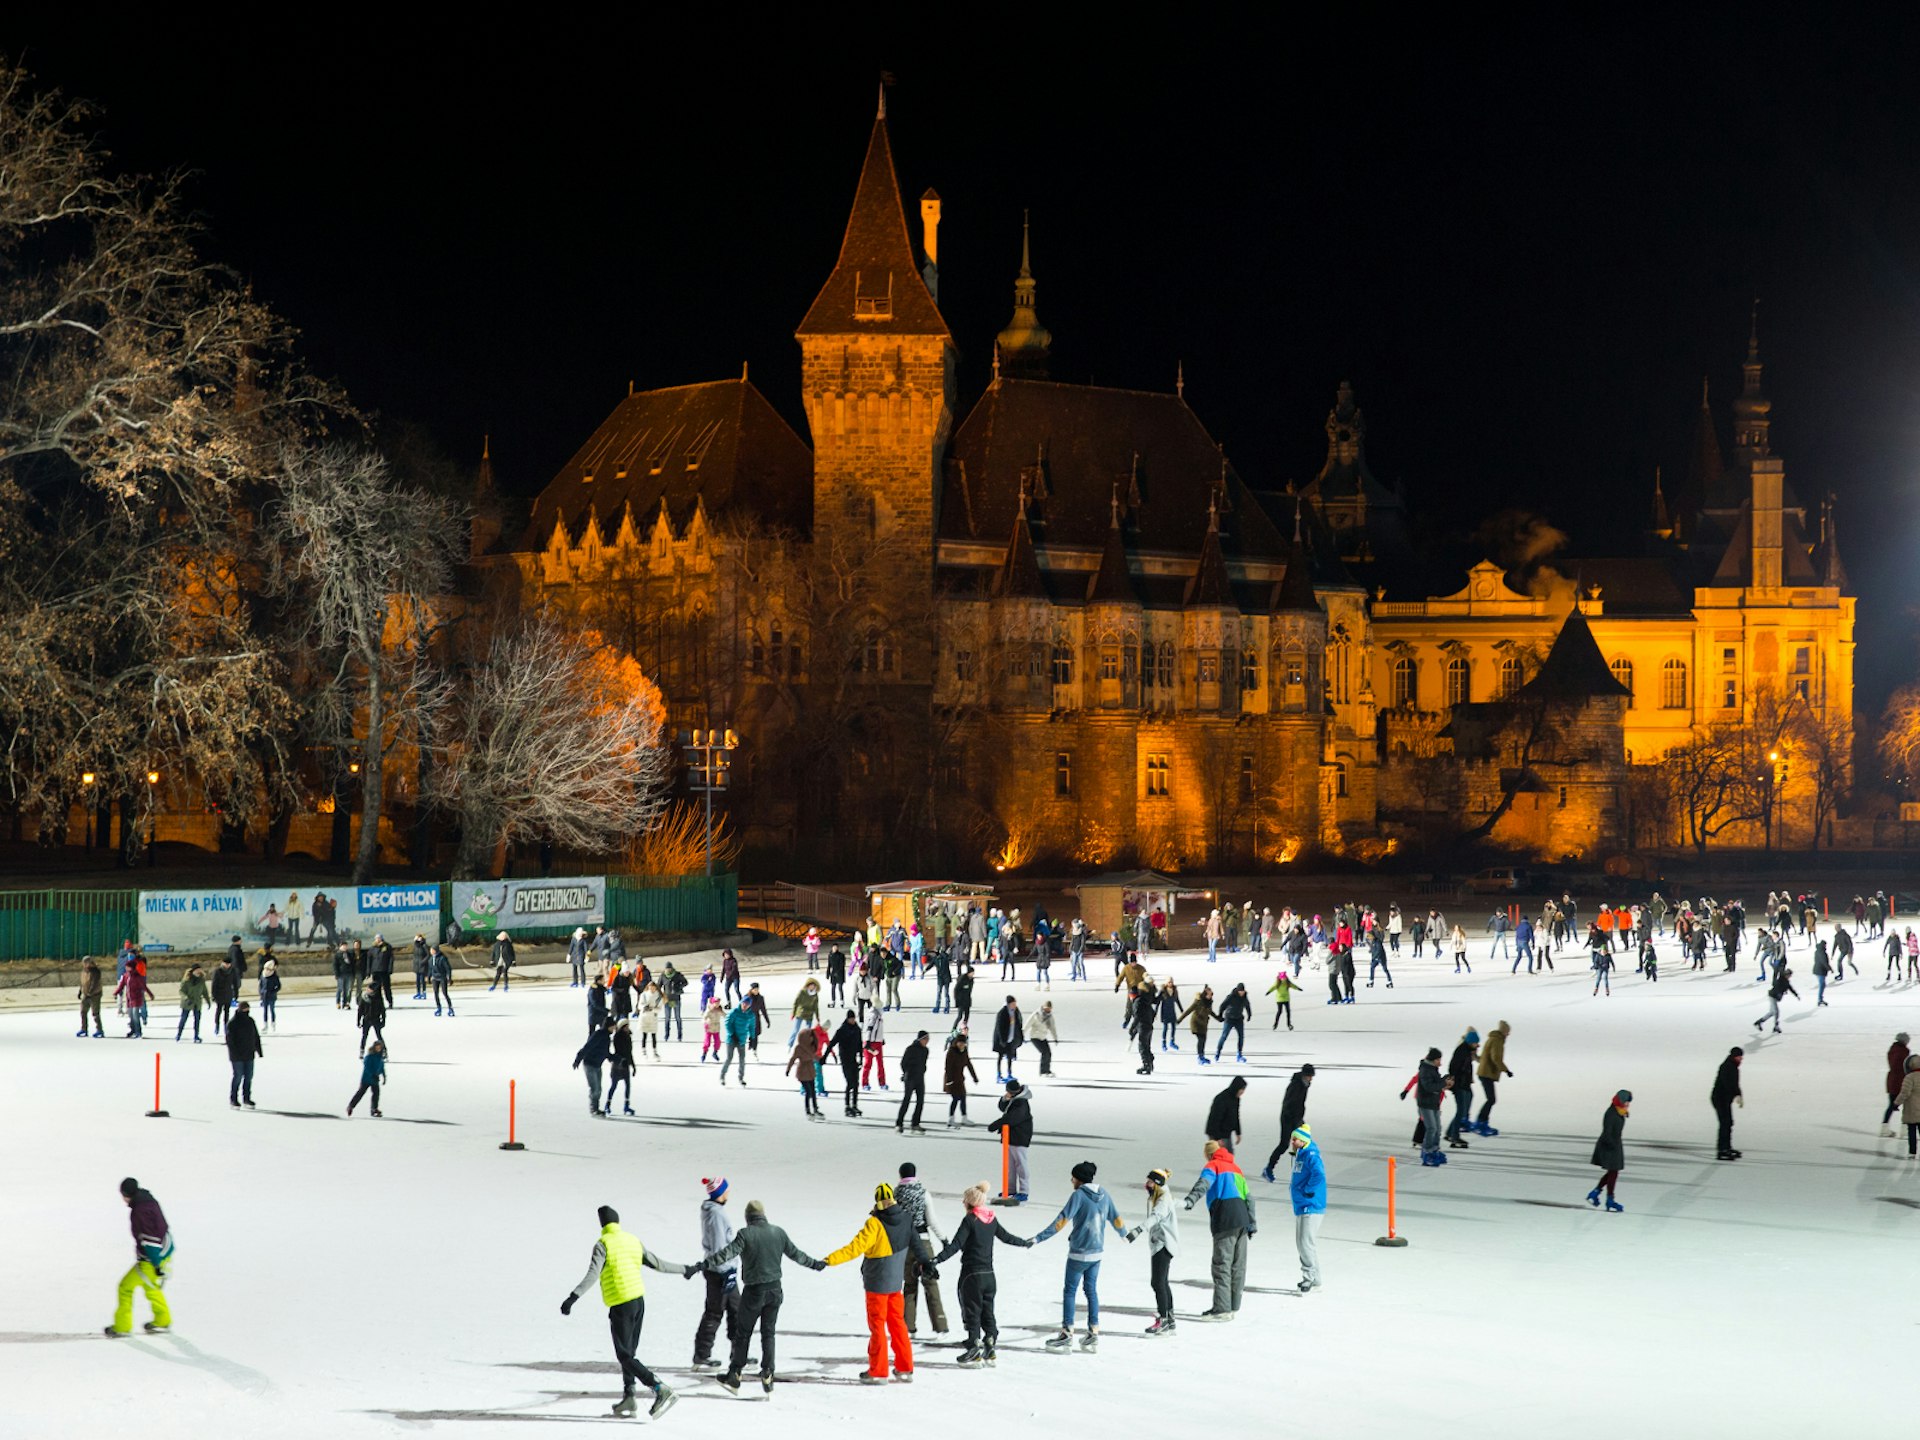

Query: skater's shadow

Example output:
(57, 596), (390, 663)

(495, 1360), (612, 1374)
(123, 1335), (271, 1394)
(622, 1118), (757, 1130)
(1172, 1279), (1293, 1295)
(251, 1110), (345, 1120)
(1878, 1196), (1920, 1209)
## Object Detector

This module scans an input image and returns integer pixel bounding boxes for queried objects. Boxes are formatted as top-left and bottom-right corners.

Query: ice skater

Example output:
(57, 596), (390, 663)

(1587, 1089), (1630, 1211)
(1213, 984), (1251, 1063)
(175, 965), (207, 1043)
(933, 1181), (1032, 1363)
(1445, 1031), (1479, 1148)
(827, 1011), (864, 1116)
(685, 1197), (825, 1393)
(574, 1017), (612, 1115)
(226, 1000), (262, 1108)
(1287, 1124), (1326, 1295)
(1474, 1021), (1512, 1136)
(1032, 1160), (1137, 1352)
(1712, 1046), (1744, 1160)
(607, 1019), (635, 1116)
(105, 1177), (173, 1337)
(1895, 1056), (1920, 1157)
(944, 1030), (978, 1127)
(1141, 1167), (1179, 1334)
(987, 1079), (1034, 1202)
(1182, 1139), (1256, 1319)
(1267, 969), (1298, 1027)
(822, 1181), (937, 1383)
(786, 1022), (824, 1118)
(347, 1040), (385, 1117)
(429, 945), (454, 1015)
(1754, 966), (1798, 1034)
(1263, 1065), (1314, 1182)
(488, 930), (515, 991)
(895, 1162), (948, 1336)
(1882, 1033), (1912, 1135)
(559, 1205), (679, 1418)
(356, 982), (386, 1055)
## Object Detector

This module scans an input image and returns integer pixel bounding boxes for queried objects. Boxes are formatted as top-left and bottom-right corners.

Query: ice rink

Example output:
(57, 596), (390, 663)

(6, 919), (1916, 1438)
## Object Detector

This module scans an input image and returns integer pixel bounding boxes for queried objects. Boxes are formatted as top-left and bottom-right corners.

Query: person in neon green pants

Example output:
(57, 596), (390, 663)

(108, 1176), (173, 1336)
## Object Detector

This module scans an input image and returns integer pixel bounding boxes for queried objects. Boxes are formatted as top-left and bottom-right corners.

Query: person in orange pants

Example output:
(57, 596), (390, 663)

(822, 1182), (936, 1384)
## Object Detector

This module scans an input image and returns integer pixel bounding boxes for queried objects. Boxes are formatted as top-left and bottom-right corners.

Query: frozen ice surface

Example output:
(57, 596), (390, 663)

(5, 922), (1915, 1438)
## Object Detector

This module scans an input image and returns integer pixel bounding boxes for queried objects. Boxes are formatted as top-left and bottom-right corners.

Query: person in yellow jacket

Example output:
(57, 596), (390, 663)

(1474, 1020), (1514, 1136)
(560, 1205), (683, 1419)
(823, 1182), (937, 1384)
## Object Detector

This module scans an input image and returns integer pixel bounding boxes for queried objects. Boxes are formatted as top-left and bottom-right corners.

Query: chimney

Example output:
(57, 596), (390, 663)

(1750, 458), (1784, 589)
(919, 188), (941, 303)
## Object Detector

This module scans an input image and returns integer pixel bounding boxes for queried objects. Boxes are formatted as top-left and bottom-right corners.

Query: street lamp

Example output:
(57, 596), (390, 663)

(81, 772), (95, 850)
(145, 769), (160, 868)
(683, 727), (739, 877)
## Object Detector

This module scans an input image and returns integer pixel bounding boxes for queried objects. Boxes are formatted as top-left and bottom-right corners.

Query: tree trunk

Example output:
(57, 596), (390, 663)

(353, 660), (385, 884)
(452, 819), (501, 880)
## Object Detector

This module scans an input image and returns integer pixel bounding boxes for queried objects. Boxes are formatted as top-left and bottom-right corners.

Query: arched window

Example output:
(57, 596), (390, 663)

(768, 622), (786, 678)
(1661, 657), (1687, 709)
(748, 630), (765, 676)
(864, 628), (894, 675)
(1155, 641), (1175, 691)
(1392, 656), (1416, 707)
(1330, 637), (1351, 704)
(1498, 656), (1522, 697)
(1610, 657), (1634, 700)
(1445, 656), (1470, 706)
(1283, 646), (1306, 686)
(1334, 760), (1349, 797)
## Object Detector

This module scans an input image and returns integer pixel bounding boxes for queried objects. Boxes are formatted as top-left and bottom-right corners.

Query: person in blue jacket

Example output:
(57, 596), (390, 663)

(721, 1001), (755, 1085)
(348, 1040), (386, 1117)
(1031, 1160), (1137, 1353)
(1288, 1124), (1326, 1293)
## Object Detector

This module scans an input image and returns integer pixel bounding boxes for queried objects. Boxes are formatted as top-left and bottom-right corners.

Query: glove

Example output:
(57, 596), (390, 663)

(1124, 1225), (1142, 1242)
(559, 1295), (576, 1316)
(810, 1258), (827, 1271)
(1247, 1228), (1258, 1239)
(572, 1058), (580, 1070)
(724, 1271), (738, 1293)
(1182, 1197), (1196, 1211)
(682, 1265), (696, 1279)
(923, 1266), (940, 1280)
(1735, 1096), (1744, 1109)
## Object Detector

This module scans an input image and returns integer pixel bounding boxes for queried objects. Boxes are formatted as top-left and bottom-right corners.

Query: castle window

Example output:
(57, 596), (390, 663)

(955, 648), (977, 683)
(748, 631), (765, 677)
(1392, 657), (1416, 707)
(1198, 654), (1221, 684)
(1099, 647), (1121, 681)
(1499, 656), (1522, 697)
(1055, 752), (1074, 798)
(1661, 658), (1687, 709)
(1283, 647), (1306, 687)
(1793, 646), (1811, 675)
(864, 629), (894, 675)
(1330, 637), (1351, 704)
(1445, 656), (1470, 706)
(1721, 677), (1738, 709)
(1239, 754), (1256, 800)
(1721, 646), (1738, 673)
(1610, 657), (1633, 700)
(1155, 641), (1175, 691)
(769, 624), (786, 678)
(1242, 648), (1260, 692)
(1334, 760), (1349, 798)
(1051, 641), (1074, 686)
(1144, 753), (1171, 798)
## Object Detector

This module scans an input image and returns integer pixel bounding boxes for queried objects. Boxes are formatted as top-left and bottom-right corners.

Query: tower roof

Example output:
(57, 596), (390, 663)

(796, 115), (949, 339)
(995, 211), (1052, 380)
(995, 499), (1048, 600)
(1517, 608), (1631, 701)
(1811, 496), (1850, 591)
(1086, 491), (1138, 605)
(1184, 499), (1235, 609)
(1271, 504), (1322, 613)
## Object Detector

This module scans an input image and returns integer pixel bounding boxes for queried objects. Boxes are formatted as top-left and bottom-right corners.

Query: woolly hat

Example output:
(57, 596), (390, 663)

(1464, 1028), (1480, 1044)
(1291, 1124), (1312, 1145)
(119, 1177), (140, 1198)
(898, 1162), (917, 1179)
(1071, 1161), (1098, 1185)
(744, 1199), (766, 1220)
(1425, 1046), (1443, 1062)
(597, 1205), (619, 1226)
(703, 1177), (728, 1201)
(1299, 1064), (1315, 1077)
(873, 1182), (896, 1208)
(1614, 1090), (1633, 1105)
(1146, 1167), (1171, 1188)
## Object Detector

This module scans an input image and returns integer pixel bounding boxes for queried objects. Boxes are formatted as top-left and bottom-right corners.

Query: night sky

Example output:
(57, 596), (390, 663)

(12, 16), (1920, 703)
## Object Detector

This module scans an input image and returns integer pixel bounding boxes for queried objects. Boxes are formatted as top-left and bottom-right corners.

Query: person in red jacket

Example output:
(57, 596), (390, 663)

(1882, 1032), (1912, 1136)
(114, 961), (149, 1039)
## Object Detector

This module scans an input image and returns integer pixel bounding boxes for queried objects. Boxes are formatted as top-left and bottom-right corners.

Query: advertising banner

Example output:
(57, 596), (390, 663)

(139, 883), (442, 954)
(448, 877), (605, 940)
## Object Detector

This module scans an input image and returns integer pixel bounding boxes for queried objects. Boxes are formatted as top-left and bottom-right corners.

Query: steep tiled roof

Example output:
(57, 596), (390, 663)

(1271, 516), (1322, 614)
(1086, 508), (1138, 605)
(1561, 557), (1693, 616)
(796, 118), (949, 339)
(943, 379), (1285, 559)
(1185, 511), (1234, 608)
(1707, 503), (1820, 586)
(518, 379), (812, 550)
(995, 506), (1049, 600)
(1518, 609), (1632, 701)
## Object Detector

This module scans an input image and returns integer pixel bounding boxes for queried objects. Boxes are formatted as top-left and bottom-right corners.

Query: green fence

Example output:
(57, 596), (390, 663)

(0, 889), (140, 962)
(608, 872), (738, 934)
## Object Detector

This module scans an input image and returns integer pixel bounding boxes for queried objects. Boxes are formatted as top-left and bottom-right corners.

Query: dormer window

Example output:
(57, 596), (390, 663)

(853, 270), (894, 319)
(685, 419), (722, 471)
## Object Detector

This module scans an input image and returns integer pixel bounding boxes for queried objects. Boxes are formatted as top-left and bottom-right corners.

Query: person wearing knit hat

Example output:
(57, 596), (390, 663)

(559, 1204), (683, 1419)
(1404, 1048), (1449, 1166)
(1712, 1047), (1744, 1160)
(1032, 1160), (1135, 1351)
(1587, 1090), (1632, 1211)
(1288, 1123), (1325, 1293)
(692, 1177), (737, 1368)
(821, 1181), (936, 1383)
(1474, 1021), (1513, 1137)
(686, 1198), (826, 1393)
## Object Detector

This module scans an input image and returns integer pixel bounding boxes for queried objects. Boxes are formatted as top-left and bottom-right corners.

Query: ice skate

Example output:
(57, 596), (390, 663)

(1586, 1188), (1602, 1207)
(1605, 1198), (1625, 1213)
(648, 1385), (677, 1417)
(1044, 1329), (1073, 1351)
(1077, 1329), (1098, 1352)
(610, 1393), (637, 1417)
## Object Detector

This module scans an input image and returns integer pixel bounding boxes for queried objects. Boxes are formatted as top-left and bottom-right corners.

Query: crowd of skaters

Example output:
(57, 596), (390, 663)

(84, 881), (1920, 1415)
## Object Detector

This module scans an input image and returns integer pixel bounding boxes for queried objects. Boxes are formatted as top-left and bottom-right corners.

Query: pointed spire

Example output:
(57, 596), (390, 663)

(1733, 299), (1772, 466)
(994, 488), (1047, 599)
(1087, 483), (1138, 606)
(1648, 465), (1671, 538)
(1518, 607), (1630, 700)
(1272, 500), (1322, 614)
(796, 106), (948, 338)
(1812, 493), (1850, 591)
(1176, 360), (1185, 400)
(1185, 493), (1234, 610)
(994, 209), (1051, 379)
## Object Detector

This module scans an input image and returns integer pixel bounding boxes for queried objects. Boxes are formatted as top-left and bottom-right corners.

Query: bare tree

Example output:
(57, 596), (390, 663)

(430, 616), (672, 879)
(0, 62), (345, 848)
(264, 445), (461, 881)
(1877, 681), (1920, 785)
(1787, 701), (1851, 851)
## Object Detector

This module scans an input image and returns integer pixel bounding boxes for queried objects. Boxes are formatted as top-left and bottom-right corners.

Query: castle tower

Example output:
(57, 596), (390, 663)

(995, 212), (1052, 380)
(471, 434), (501, 559)
(1731, 304), (1772, 471)
(796, 98), (957, 670)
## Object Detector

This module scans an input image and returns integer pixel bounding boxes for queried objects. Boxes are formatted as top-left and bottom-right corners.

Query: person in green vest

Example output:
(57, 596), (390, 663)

(560, 1205), (683, 1419)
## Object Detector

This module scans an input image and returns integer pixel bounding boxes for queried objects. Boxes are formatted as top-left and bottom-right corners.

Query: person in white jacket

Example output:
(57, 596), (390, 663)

(1031, 1002), (1060, 1076)
(691, 1178), (738, 1368)
(861, 1004), (888, 1090)
(1143, 1166), (1180, 1334)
